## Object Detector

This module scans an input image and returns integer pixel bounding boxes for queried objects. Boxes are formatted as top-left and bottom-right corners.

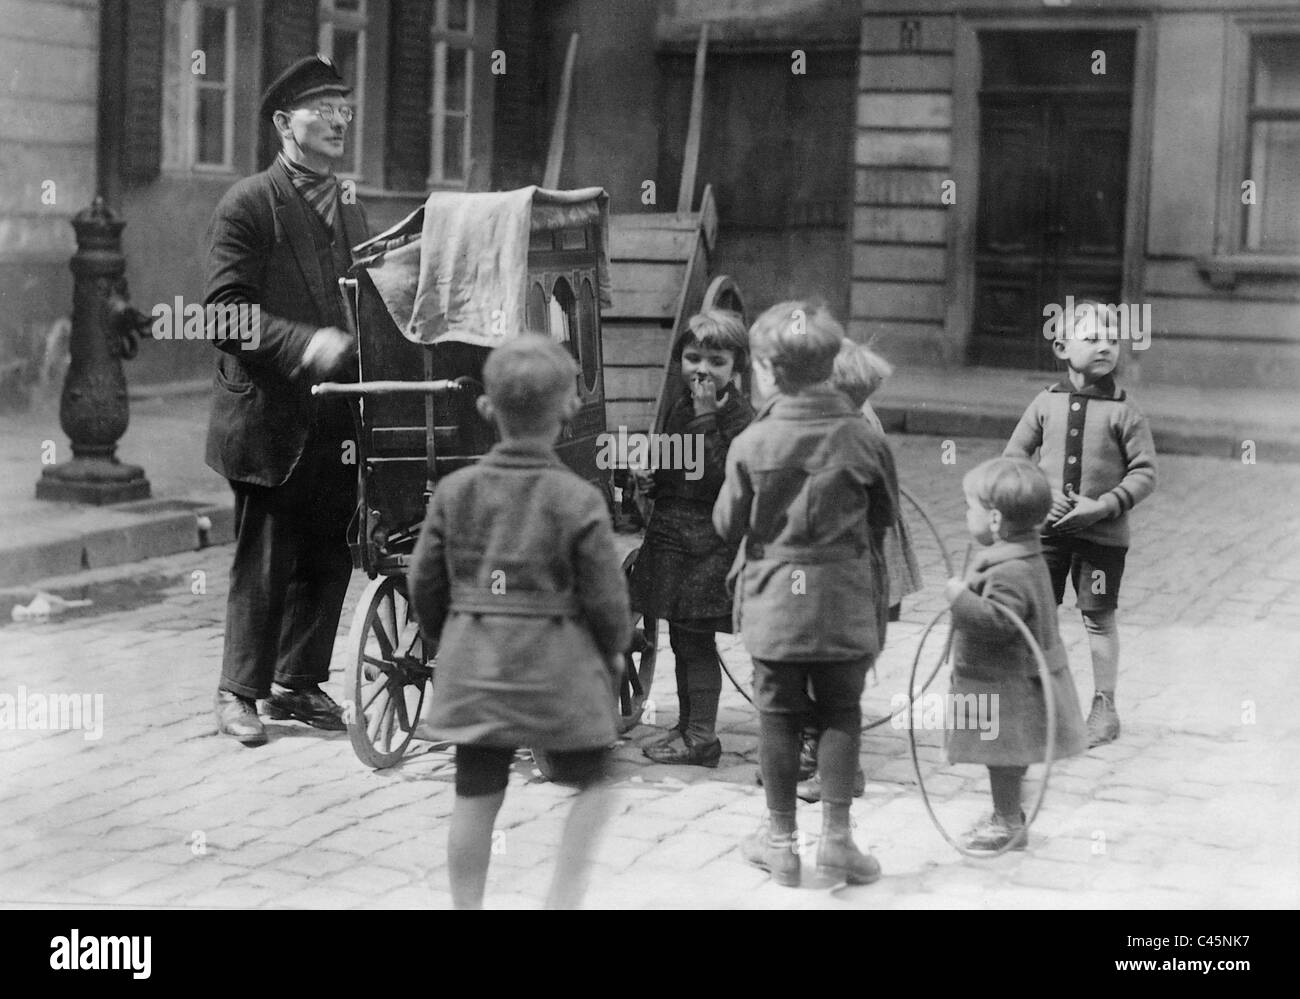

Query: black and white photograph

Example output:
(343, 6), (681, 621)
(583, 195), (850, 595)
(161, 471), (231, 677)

(0, 0), (1295, 935)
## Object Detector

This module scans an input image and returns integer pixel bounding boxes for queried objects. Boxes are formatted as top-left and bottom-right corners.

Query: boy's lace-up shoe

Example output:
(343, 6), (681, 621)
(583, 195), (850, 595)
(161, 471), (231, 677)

(740, 823), (801, 887)
(963, 811), (1028, 853)
(815, 829), (882, 885)
(1086, 691), (1120, 747)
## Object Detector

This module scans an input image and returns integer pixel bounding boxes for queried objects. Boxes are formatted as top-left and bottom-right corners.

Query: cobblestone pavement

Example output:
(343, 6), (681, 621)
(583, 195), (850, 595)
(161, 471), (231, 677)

(2, 435), (1297, 909)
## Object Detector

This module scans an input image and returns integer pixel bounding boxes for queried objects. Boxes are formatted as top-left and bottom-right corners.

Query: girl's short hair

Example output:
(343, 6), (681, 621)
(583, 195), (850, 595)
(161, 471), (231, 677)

(484, 334), (577, 428)
(748, 300), (845, 390)
(962, 457), (1052, 534)
(831, 339), (894, 408)
(673, 308), (749, 372)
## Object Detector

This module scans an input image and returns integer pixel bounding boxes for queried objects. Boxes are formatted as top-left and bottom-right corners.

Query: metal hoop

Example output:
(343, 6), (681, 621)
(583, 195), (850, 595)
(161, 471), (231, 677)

(906, 600), (1058, 859)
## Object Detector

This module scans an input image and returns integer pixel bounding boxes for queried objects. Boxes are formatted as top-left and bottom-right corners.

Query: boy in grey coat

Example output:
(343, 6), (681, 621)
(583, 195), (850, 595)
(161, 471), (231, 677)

(714, 302), (897, 888)
(409, 335), (630, 909)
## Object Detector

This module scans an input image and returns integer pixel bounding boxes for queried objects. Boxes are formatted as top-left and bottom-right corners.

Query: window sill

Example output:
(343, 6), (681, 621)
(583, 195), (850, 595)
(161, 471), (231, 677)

(1197, 254), (1300, 290)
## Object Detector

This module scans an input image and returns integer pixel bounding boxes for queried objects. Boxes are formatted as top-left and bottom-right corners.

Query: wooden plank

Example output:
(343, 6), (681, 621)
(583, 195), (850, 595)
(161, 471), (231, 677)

(604, 367), (665, 399)
(610, 260), (684, 299)
(857, 93), (952, 130)
(855, 130), (949, 168)
(851, 280), (946, 321)
(855, 167), (950, 206)
(609, 212), (700, 231)
(699, 184), (718, 254)
(853, 206), (948, 244)
(608, 225), (695, 262)
(852, 243), (947, 281)
(605, 289), (681, 320)
(859, 53), (954, 92)
(602, 323), (674, 365)
(542, 33), (579, 189)
(677, 22), (709, 214)
(606, 401), (657, 434)
(861, 15), (956, 54)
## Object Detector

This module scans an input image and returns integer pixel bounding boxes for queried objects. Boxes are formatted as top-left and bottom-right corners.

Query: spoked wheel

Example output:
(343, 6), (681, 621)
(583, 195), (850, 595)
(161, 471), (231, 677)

(618, 549), (658, 733)
(345, 575), (433, 769)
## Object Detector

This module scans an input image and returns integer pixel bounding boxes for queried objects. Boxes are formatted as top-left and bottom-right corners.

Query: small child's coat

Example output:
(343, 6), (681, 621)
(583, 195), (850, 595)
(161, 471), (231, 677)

(408, 439), (631, 751)
(946, 537), (1087, 766)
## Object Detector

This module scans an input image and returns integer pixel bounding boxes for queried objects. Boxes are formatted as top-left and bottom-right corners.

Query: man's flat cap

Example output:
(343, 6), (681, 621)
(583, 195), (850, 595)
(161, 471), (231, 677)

(260, 54), (351, 120)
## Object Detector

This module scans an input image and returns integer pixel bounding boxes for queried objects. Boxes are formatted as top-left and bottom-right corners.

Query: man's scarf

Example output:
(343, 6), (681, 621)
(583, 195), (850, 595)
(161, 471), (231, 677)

(278, 152), (340, 230)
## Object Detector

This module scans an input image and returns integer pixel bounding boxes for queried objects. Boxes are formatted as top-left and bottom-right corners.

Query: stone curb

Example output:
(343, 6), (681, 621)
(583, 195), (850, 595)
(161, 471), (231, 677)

(0, 498), (234, 593)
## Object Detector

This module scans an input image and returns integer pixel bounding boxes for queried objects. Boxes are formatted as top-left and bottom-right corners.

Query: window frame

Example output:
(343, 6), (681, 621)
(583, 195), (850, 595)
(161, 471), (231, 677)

(161, 0), (238, 173)
(1240, 32), (1300, 255)
(1201, 16), (1300, 286)
(317, 0), (369, 182)
(428, 0), (476, 188)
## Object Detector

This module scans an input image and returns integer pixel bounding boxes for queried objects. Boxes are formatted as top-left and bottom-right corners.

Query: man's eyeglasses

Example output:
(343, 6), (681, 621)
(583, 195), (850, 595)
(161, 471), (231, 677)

(299, 104), (355, 124)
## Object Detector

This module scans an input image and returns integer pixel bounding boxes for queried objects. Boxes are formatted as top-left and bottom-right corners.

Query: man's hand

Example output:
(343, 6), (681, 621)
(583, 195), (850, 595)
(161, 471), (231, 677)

(1052, 494), (1114, 533)
(944, 577), (968, 604)
(299, 326), (353, 379)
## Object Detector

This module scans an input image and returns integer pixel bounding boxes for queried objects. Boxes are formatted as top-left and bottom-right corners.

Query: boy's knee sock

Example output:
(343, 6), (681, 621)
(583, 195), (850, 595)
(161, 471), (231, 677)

(988, 766), (1025, 818)
(816, 720), (860, 805)
(1082, 609), (1119, 694)
(759, 711), (801, 814)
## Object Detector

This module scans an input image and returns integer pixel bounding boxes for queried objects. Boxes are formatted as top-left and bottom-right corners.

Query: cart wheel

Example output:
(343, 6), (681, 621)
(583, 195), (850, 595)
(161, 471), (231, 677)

(345, 575), (432, 769)
(618, 549), (658, 733)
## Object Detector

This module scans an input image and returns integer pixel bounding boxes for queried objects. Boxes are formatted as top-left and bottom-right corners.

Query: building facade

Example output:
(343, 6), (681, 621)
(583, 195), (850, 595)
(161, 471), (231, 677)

(4, 0), (1296, 397)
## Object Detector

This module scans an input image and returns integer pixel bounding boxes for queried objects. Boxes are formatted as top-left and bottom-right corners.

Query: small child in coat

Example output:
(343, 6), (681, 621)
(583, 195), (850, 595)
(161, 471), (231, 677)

(944, 457), (1087, 851)
(1003, 300), (1157, 746)
(628, 309), (755, 766)
(408, 335), (631, 909)
(714, 301), (898, 887)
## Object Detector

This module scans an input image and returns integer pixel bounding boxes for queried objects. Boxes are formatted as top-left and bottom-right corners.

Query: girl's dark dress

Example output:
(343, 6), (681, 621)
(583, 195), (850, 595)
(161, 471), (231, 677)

(628, 390), (756, 630)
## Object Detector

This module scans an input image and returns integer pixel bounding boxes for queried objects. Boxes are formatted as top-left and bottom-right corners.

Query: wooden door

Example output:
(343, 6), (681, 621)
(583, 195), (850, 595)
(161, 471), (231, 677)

(971, 31), (1134, 370)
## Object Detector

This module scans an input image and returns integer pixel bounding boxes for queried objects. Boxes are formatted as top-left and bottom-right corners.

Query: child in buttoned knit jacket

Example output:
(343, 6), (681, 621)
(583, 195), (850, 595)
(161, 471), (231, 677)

(944, 457), (1087, 851)
(408, 335), (631, 910)
(714, 301), (898, 888)
(1003, 300), (1157, 747)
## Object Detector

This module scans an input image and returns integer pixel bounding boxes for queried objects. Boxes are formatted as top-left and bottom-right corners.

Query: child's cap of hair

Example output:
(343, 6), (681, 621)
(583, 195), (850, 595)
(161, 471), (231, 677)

(483, 334), (578, 424)
(830, 339), (893, 408)
(673, 308), (749, 372)
(748, 300), (845, 389)
(1055, 298), (1118, 344)
(962, 456), (1052, 534)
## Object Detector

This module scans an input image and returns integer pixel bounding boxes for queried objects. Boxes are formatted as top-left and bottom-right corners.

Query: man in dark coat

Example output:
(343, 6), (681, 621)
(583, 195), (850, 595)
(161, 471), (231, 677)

(208, 55), (369, 745)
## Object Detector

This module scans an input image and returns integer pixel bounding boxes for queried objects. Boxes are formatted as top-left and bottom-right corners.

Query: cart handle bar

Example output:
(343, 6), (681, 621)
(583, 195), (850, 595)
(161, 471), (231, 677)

(312, 376), (480, 397)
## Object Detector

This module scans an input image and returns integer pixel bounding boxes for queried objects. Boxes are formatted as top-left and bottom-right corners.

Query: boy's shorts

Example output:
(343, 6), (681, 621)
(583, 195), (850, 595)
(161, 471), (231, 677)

(455, 744), (611, 797)
(1041, 536), (1127, 613)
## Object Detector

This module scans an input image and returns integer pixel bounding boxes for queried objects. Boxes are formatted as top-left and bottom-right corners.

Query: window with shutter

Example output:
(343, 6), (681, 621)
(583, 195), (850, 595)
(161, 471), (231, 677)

(121, 0), (165, 183)
(385, 0), (433, 190)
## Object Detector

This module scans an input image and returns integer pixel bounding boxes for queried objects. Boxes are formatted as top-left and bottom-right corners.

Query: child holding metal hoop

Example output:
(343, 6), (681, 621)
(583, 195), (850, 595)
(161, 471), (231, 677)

(943, 457), (1087, 852)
